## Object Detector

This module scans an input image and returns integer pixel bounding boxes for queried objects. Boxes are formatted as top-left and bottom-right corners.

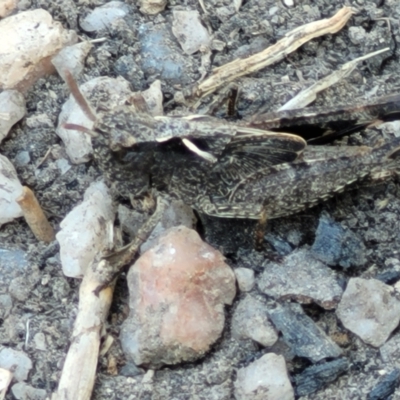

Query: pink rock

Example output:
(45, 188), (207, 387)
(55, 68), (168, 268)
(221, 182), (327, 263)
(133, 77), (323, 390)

(120, 226), (236, 367)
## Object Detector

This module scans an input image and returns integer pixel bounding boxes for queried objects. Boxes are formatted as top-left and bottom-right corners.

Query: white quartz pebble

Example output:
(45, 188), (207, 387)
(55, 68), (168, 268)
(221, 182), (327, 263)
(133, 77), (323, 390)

(56, 181), (114, 278)
(0, 155), (23, 226)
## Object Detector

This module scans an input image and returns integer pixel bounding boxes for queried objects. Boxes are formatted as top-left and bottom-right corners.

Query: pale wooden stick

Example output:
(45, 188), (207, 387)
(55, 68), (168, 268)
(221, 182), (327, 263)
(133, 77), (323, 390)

(0, 368), (12, 400)
(55, 259), (115, 400)
(16, 186), (55, 242)
(185, 6), (354, 102)
(54, 195), (169, 400)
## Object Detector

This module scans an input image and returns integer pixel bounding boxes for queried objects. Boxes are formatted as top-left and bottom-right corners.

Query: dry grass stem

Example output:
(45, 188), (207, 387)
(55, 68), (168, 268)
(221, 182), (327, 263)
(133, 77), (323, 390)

(16, 186), (55, 242)
(185, 6), (354, 103)
(53, 195), (168, 400)
(54, 258), (115, 400)
(279, 47), (390, 111)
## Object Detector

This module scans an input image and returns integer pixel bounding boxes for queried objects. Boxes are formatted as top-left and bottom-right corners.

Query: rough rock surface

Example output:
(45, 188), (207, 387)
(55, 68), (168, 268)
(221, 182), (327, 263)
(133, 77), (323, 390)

(56, 181), (114, 278)
(120, 226), (236, 367)
(234, 353), (294, 400)
(0, 90), (26, 144)
(231, 295), (278, 347)
(0, 9), (77, 90)
(337, 278), (400, 347)
(0, 348), (32, 382)
(0, 154), (23, 226)
(258, 249), (343, 309)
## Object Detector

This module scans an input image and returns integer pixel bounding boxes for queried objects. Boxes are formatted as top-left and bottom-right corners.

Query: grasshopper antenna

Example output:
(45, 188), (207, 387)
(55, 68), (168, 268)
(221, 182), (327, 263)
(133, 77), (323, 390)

(61, 122), (99, 137)
(63, 70), (97, 123)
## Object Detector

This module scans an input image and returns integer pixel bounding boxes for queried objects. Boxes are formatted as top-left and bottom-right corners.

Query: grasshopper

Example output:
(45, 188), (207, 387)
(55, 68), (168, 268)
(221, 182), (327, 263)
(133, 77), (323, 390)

(62, 71), (400, 223)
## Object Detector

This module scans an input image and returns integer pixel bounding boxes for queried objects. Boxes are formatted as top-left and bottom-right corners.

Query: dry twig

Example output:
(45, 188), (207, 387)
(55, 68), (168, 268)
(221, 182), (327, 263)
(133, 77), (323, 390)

(54, 195), (169, 400)
(182, 6), (355, 105)
(16, 186), (55, 242)
(279, 47), (390, 111)
(0, 368), (12, 400)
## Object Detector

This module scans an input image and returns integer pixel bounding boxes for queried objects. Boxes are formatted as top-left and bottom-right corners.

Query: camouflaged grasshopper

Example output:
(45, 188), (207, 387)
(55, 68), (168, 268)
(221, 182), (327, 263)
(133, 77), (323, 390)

(62, 71), (400, 222)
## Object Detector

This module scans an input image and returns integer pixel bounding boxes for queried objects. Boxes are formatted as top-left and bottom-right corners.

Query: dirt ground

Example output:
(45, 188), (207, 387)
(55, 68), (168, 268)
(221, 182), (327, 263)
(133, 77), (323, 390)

(2, 0), (400, 398)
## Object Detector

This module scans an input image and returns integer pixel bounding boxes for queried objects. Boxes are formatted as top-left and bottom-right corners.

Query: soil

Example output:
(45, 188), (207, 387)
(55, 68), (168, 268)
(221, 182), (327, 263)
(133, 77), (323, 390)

(2, 0), (400, 399)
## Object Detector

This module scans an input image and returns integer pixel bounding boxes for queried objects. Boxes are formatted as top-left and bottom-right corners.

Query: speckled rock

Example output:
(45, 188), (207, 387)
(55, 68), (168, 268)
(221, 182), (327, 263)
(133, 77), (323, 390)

(234, 353), (294, 400)
(337, 278), (400, 347)
(0, 9), (77, 90)
(234, 267), (255, 292)
(11, 382), (47, 400)
(0, 90), (26, 144)
(56, 181), (114, 278)
(0, 155), (23, 226)
(172, 10), (211, 54)
(259, 249), (343, 309)
(0, 348), (32, 382)
(120, 226), (236, 367)
(231, 295), (278, 347)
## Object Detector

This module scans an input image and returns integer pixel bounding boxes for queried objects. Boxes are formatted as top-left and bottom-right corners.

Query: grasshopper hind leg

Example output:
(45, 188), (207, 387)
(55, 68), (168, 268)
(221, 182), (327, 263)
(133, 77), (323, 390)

(254, 208), (269, 251)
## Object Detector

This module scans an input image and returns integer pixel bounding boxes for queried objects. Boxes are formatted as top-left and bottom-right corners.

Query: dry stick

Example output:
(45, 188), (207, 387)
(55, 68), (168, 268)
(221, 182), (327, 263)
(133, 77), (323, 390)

(186, 6), (355, 104)
(0, 368), (12, 400)
(278, 47), (390, 111)
(16, 186), (55, 243)
(54, 195), (168, 400)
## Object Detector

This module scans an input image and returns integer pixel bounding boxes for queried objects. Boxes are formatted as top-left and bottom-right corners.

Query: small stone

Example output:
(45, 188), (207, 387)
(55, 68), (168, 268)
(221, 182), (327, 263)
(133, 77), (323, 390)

(0, 295), (12, 319)
(113, 55), (145, 90)
(141, 80), (163, 117)
(348, 26), (367, 45)
(0, 155), (23, 226)
(33, 333), (47, 351)
(52, 41), (93, 81)
(57, 76), (133, 164)
(55, 159), (71, 175)
(258, 249), (343, 309)
(311, 214), (366, 268)
(0, 367), (12, 398)
(337, 278), (400, 347)
(56, 181), (114, 278)
(138, 23), (190, 84)
(367, 369), (400, 400)
(0, 248), (28, 286)
(0, 0), (17, 17)
(282, 0), (295, 7)
(234, 353), (294, 400)
(138, 0), (167, 15)
(0, 348), (32, 382)
(172, 10), (211, 55)
(9, 273), (39, 302)
(234, 268), (255, 292)
(267, 302), (342, 362)
(120, 226), (236, 367)
(25, 113), (53, 129)
(264, 234), (293, 256)
(0, 90), (26, 143)
(79, 1), (130, 32)
(140, 199), (195, 253)
(231, 295), (278, 347)
(0, 9), (77, 90)
(294, 358), (349, 396)
(381, 333), (400, 368)
(13, 151), (30, 167)
(118, 204), (147, 240)
(11, 382), (47, 400)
